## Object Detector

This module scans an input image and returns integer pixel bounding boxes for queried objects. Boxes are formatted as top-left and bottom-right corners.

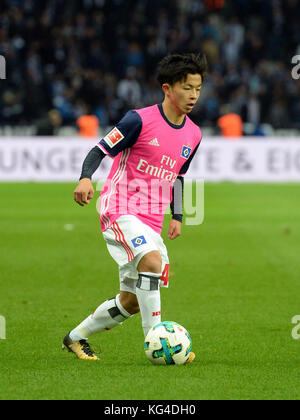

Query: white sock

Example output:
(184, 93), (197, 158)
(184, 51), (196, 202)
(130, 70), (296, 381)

(69, 294), (131, 341)
(136, 272), (162, 337)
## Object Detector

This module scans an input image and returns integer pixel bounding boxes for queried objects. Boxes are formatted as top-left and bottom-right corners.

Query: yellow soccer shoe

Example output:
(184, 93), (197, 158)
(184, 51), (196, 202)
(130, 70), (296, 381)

(62, 333), (99, 361)
(184, 351), (195, 364)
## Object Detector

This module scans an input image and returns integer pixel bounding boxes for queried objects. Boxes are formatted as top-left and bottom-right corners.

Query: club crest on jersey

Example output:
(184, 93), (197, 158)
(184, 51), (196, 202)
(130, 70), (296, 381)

(131, 235), (147, 248)
(103, 127), (124, 148)
(181, 145), (192, 160)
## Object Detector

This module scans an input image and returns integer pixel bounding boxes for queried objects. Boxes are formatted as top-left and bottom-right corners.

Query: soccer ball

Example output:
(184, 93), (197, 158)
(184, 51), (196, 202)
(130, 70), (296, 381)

(144, 321), (192, 365)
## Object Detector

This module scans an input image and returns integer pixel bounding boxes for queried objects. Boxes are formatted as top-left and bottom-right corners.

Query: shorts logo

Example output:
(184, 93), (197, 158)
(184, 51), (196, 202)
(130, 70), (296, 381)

(131, 235), (147, 248)
(181, 145), (192, 160)
(103, 127), (124, 148)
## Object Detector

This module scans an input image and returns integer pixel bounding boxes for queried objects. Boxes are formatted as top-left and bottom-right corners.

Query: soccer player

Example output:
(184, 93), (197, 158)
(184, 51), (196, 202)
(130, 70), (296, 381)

(62, 53), (207, 362)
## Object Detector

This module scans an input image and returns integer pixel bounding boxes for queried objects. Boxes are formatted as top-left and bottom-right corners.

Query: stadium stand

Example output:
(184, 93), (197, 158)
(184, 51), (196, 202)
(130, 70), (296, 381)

(0, 0), (299, 136)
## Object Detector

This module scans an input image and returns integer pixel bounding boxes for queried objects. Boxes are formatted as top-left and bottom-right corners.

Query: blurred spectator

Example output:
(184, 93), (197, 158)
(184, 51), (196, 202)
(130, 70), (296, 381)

(0, 90), (23, 124)
(242, 93), (261, 127)
(217, 105), (243, 138)
(117, 67), (142, 108)
(76, 103), (100, 138)
(268, 99), (291, 129)
(36, 109), (63, 136)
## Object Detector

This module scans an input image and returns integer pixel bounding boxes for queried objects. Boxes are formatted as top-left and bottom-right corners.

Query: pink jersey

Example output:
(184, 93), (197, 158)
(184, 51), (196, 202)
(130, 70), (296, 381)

(97, 104), (202, 234)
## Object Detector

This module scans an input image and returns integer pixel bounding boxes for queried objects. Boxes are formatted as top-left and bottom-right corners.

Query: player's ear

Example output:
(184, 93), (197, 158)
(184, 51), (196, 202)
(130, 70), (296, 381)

(162, 83), (171, 96)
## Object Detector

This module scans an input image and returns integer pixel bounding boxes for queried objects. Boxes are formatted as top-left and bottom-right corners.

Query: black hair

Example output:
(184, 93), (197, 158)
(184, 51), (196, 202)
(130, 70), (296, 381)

(157, 53), (208, 86)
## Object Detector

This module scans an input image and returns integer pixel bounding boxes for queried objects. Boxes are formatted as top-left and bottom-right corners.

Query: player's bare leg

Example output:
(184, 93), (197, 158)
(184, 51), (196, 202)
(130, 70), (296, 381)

(119, 291), (140, 315)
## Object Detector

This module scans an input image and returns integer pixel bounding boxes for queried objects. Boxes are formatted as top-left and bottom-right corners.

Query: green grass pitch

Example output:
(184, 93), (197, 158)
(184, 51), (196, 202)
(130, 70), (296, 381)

(0, 182), (299, 400)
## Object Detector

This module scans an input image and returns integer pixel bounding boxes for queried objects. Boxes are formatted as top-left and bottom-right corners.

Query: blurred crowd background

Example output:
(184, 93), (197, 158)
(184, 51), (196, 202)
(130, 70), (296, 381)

(0, 0), (299, 136)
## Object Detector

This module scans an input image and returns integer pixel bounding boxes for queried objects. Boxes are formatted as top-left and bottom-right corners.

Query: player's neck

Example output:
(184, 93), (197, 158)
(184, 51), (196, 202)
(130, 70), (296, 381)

(161, 100), (186, 126)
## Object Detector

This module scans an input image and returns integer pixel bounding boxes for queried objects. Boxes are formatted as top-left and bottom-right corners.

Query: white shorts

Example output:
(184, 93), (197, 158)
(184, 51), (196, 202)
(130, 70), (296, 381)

(102, 215), (169, 294)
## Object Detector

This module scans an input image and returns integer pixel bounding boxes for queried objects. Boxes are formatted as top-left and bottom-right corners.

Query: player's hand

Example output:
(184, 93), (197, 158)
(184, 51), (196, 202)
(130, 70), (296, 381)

(74, 178), (94, 206)
(167, 219), (182, 240)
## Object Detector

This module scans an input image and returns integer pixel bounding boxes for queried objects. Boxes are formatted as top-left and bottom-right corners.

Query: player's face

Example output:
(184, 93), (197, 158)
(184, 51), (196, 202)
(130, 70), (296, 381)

(166, 73), (203, 115)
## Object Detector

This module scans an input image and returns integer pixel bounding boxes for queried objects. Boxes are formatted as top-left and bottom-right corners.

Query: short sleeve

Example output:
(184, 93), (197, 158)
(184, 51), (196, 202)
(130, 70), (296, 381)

(97, 110), (142, 158)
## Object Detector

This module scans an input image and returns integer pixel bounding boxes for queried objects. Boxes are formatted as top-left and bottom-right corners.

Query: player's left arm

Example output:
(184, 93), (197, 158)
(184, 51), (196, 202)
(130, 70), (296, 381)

(168, 134), (202, 239)
(168, 176), (184, 240)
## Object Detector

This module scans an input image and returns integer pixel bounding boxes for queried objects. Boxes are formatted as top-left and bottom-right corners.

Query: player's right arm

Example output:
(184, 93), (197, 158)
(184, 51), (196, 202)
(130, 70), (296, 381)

(74, 178), (95, 207)
(74, 110), (142, 207)
(74, 146), (106, 206)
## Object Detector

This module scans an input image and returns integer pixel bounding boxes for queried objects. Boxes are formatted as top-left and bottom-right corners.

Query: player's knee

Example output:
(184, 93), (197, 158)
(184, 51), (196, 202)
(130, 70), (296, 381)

(137, 251), (162, 274)
(119, 292), (140, 315)
(125, 300), (140, 315)
(130, 302), (140, 314)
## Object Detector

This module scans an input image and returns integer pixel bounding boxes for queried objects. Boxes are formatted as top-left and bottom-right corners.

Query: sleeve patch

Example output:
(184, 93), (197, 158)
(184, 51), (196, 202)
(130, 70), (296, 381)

(181, 145), (192, 160)
(103, 127), (124, 148)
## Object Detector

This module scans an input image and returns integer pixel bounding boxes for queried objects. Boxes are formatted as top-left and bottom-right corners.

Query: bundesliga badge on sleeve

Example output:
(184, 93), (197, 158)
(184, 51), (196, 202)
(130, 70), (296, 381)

(103, 127), (124, 148)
